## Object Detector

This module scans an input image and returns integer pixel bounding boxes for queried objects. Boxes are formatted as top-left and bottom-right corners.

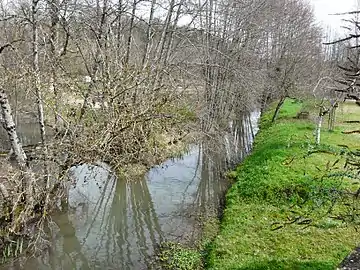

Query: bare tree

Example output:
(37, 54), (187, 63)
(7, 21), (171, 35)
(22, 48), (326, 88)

(0, 0), (327, 259)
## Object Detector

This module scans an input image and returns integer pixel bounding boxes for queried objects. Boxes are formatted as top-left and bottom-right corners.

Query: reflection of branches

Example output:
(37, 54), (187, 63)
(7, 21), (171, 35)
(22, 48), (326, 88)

(98, 177), (162, 269)
(188, 113), (254, 218)
(97, 177), (131, 269)
(51, 213), (91, 269)
(148, 113), (259, 244)
(130, 180), (158, 266)
(180, 145), (202, 205)
(91, 172), (117, 259)
(78, 167), (115, 247)
(56, 164), (163, 268)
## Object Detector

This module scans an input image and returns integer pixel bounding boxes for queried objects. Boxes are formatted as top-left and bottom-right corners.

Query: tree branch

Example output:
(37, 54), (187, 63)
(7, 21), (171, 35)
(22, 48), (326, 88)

(323, 35), (360, 45)
(0, 39), (23, 54)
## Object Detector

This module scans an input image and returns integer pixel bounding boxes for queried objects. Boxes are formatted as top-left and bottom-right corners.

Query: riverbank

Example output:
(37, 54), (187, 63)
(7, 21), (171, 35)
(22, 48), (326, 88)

(206, 99), (360, 269)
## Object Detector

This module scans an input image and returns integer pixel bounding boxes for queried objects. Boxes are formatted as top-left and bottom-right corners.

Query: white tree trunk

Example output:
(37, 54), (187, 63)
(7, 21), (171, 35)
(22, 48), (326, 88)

(315, 115), (323, 145)
(0, 89), (28, 168)
(315, 106), (329, 145)
(0, 89), (37, 209)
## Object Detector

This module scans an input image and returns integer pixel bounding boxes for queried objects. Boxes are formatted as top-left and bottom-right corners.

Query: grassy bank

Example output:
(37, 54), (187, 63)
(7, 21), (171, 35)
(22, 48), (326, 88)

(206, 99), (360, 270)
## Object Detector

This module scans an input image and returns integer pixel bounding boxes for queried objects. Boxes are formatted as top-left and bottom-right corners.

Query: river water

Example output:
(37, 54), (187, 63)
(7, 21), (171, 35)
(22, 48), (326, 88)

(1, 112), (260, 270)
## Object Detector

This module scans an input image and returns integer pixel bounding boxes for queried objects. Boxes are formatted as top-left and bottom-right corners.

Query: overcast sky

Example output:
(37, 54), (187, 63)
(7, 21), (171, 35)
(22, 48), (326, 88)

(157, 0), (359, 36)
(310, 0), (358, 36)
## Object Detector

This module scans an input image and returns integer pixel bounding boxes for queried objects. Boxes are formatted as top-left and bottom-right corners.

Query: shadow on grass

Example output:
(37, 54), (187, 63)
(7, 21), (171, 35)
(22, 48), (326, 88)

(236, 260), (334, 270)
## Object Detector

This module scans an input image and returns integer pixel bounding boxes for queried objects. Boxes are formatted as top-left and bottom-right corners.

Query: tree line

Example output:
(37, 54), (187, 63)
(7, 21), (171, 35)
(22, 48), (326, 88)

(0, 0), (329, 256)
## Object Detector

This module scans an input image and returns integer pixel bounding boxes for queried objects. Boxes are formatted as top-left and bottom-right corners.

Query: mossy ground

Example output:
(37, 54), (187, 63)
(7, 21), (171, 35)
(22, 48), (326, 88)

(206, 99), (360, 270)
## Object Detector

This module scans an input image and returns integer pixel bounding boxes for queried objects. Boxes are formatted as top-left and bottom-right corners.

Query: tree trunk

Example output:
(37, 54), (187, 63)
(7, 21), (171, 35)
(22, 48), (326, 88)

(124, 0), (137, 66)
(153, 0), (175, 66)
(202, 0), (214, 132)
(0, 89), (27, 169)
(315, 114), (322, 145)
(156, 0), (184, 87)
(32, 0), (49, 183)
(260, 90), (271, 113)
(0, 89), (38, 207)
(116, 0), (123, 59)
(142, 0), (156, 67)
(315, 106), (329, 145)
(163, 0), (184, 66)
(328, 103), (337, 131)
(271, 95), (286, 122)
(150, 0), (175, 92)
(48, 0), (60, 131)
(79, 0), (108, 121)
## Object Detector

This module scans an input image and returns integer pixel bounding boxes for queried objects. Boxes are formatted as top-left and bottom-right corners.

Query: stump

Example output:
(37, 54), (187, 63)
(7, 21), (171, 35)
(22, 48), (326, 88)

(295, 111), (310, 119)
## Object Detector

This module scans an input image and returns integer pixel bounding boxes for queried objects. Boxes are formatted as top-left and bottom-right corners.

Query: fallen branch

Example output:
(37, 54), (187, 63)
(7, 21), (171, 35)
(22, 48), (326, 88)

(342, 130), (360, 134)
(308, 150), (337, 155)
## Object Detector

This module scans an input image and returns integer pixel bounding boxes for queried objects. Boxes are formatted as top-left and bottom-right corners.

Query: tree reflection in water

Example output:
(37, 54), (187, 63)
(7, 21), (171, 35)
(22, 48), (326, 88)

(2, 111), (259, 270)
(8, 164), (162, 270)
(192, 112), (257, 221)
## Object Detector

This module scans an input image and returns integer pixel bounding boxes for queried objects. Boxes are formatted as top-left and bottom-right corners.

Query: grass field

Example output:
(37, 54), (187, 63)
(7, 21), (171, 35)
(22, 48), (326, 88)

(206, 99), (360, 270)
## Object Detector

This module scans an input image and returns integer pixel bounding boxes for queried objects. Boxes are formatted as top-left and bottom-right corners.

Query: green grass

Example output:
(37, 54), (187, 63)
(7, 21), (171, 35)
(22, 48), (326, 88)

(206, 99), (360, 270)
(152, 218), (220, 269)
(153, 241), (202, 270)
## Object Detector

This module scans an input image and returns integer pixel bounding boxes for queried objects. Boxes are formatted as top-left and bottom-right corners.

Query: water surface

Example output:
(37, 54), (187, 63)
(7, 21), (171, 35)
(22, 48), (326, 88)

(1, 112), (260, 270)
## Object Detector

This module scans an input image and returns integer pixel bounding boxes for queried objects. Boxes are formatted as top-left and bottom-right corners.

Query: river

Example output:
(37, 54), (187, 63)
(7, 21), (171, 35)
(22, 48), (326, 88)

(0, 111), (260, 270)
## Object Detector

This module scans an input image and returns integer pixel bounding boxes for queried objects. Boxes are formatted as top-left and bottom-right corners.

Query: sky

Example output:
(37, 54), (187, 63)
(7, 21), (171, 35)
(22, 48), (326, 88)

(140, 0), (358, 36)
(310, 0), (358, 37)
